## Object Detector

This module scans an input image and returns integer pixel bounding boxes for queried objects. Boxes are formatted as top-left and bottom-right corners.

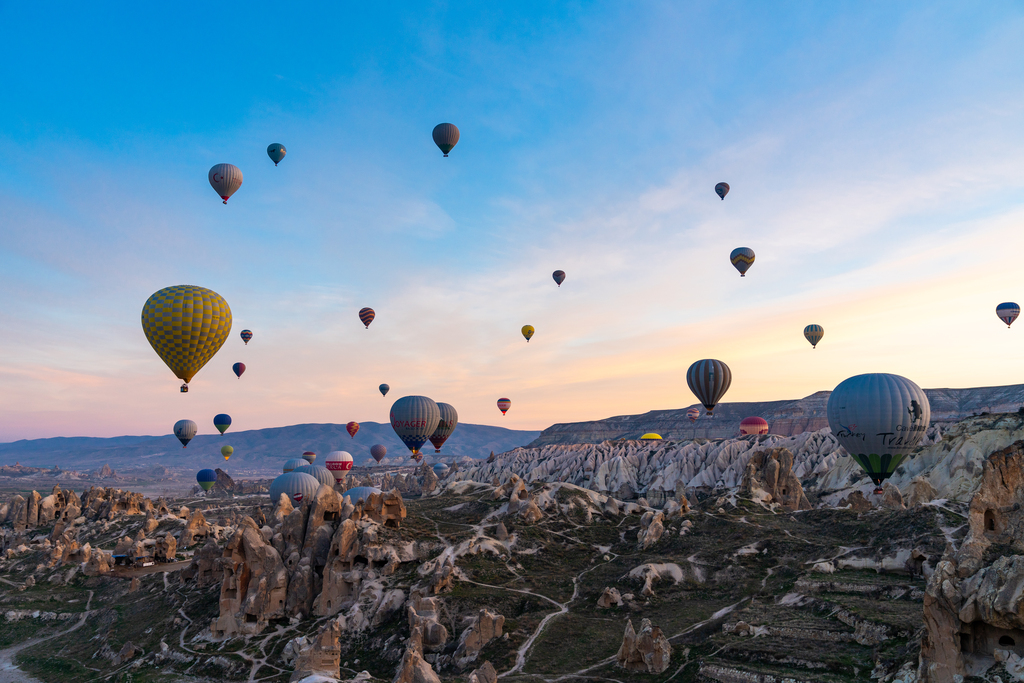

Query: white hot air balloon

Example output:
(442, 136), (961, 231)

(324, 450), (354, 483)
(826, 373), (930, 493)
(269, 472), (320, 505)
(208, 163), (243, 204)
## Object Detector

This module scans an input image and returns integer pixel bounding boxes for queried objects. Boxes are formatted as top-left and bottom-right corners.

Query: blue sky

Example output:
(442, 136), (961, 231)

(1, 3), (1023, 441)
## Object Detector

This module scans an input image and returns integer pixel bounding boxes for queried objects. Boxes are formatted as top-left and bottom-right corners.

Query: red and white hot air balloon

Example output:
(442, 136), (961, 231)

(208, 164), (243, 204)
(324, 450), (353, 483)
(739, 416), (769, 435)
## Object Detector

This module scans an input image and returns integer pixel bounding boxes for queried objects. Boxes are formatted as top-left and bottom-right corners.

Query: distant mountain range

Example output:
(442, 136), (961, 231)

(0, 422), (541, 473)
(528, 383), (1024, 446)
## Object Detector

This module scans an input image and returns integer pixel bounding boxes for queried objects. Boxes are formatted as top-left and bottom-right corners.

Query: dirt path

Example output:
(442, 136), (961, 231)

(0, 591), (93, 683)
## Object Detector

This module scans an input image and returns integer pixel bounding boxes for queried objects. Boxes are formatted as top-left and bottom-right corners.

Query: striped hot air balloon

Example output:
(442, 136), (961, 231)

(269, 472), (319, 505)
(997, 303), (1020, 328)
(240, 329), (253, 345)
(294, 464), (334, 488)
(390, 396), (441, 456)
(173, 419), (197, 448)
(827, 373), (930, 493)
(497, 398), (511, 415)
(739, 416), (769, 435)
(267, 143), (286, 166)
(687, 407), (700, 423)
(142, 285), (232, 390)
(804, 324), (824, 349)
(552, 270), (566, 287)
(283, 458), (306, 473)
(686, 359), (732, 416)
(729, 247), (755, 277)
(432, 123), (460, 156)
(715, 182), (730, 200)
(302, 451), (316, 464)
(359, 308), (375, 328)
(429, 403), (458, 452)
(208, 163), (243, 204)
(233, 362), (245, 378)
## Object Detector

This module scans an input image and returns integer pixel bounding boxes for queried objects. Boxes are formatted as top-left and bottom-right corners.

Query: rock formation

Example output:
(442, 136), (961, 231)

(212, 516), (288, 637)
(740, 448), (812, 510)
(394, 624), (442, 683)
(597, 587), (623, 608)
(407, 595), (449, 652)
(289, 618), (342, 681)
(179, 509), (211, 548)
(616, 618), (672, 673)
(453, 608), (504, 667)
(637, 510), (665, 550)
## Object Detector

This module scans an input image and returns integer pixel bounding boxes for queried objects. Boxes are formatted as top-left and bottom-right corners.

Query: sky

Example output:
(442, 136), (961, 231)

(1, 2), (1023, 441)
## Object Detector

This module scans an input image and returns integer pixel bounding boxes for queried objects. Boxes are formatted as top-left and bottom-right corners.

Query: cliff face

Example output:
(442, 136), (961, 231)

(529, 384), (1024, 446)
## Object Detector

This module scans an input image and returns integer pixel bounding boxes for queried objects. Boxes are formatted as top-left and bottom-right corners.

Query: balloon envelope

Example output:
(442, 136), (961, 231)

(521, 325), (535, 342)
(293, 464), (335, 488)
(221, 445), (233, 460)
(432, 462), (450, 477)
(804, 325), (824, 349)
(379, 383), (390, 397)
(997, 303), (1020, 328)
(687, 407), (700, 423)
(233, 362), (245, 378)
(686, 359), (732, 416)
(739, 417), (769, 435)
(208, 163), (243, 203)
(640, 433), (662, 440)
(197, 469), (217, 491)
(302, 451), (316, 464)
(240, 329), (253, 345)
(715, 182), (730, 200)
(370, 444), (387, 463)
(497, 398), (511, 415)
(552, 270), (566, 287)
(432, 123), (460, 156)
(390, 396), (441, 455)
(283, 457), (306, 473)
(826, 373), (930, 490)
(429, 403), (458, 452)
(214, 413), (232, 434)
(324, 451), (354, 483)
(174, 419), (197, 448)
(269, 472), (320, 505)
(729, 247), (755, 277)
(346, 421), (360, 438)
(359, 308), (375, 328)
(341, 486), (382, 504)
(142, 285), (232, 387)
(267, 143), (286, 165)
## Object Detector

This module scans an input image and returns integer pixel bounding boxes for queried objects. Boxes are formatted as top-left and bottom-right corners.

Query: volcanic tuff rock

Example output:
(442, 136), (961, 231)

(453, 608), (504, 667)
(212, 516), (289, 637)
(739, 447), (812, 511)
(289, 618), (342, 682)
(615, 618), (671, 673)
(530, 383), (1024, 445)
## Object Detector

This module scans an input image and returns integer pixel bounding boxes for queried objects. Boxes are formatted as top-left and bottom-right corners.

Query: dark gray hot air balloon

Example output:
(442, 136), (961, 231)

(173, 419), (198, 448)
(730, 247), (755, 277)
(390, 395), (441, 456)
(269, 471), (321, 505)
(429, 402), (458, 452)
(715, 182), (730, 200)
(686, 359), (732, 416)
(432, 123), (460, 157)
(267, 143), (286, 166)
(826, 373), (930, 493)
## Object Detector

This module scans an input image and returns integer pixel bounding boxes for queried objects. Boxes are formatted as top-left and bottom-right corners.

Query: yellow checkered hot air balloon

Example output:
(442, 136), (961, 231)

(142, 285), (232, 390)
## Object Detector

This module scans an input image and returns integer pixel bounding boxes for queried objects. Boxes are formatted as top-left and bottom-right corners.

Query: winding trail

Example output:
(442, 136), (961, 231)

(0, 591), (93, 683)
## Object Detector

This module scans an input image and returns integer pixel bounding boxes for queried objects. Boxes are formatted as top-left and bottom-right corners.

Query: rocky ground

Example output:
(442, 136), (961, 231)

(4, 414), (1024, 683)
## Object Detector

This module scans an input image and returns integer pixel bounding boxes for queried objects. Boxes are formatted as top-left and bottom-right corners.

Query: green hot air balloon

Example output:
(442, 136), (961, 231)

(827, 373), (930, 493)
(221, 445), (233, 461)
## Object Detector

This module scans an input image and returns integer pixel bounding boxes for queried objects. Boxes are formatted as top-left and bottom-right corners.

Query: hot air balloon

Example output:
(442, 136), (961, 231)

(209, 163), (243, 204)
(432, 462), (450, 478)
(233, 362), (246, 378)
(553, 270), (566, 287)
(294, 464), (334, 488)
(827, 373), (930, 493)
(340, 486), (382, 504)
(240, 329), (253, 345)
(197, 469), (217, 492)
(729, 248), (755, 277)
(686, 359), (732, 416)
(804, 325), (824, 349)
(390, 396), (441, 456)
(142, 285), (232, 391)
(346, 421), (360, 438)
(213, 414), (232, 434)
(269, 472), (320, 505)
(267, 143), (286, 166)
(429, 403), (458, 452)
(221, 445), (233, 461)
(715, 182), (730, 200)
(687, 407), (700, 423)
(370, 444), (387, 463)
(997, 303), (1020, 328)
(174, 419), (197, 448)
(432, 123), (460, 157)
(359, 308), (375, 328)
(324, 451), (354, 483)
(497, 398), (511, 415)
(379, 383), (390, 397)
(283, 457), (306, 473)
(739, 417), (769, 435)
(302, 451), (316, 465)
(522, 325), (535, 342)
(640, 433), (662, 440)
